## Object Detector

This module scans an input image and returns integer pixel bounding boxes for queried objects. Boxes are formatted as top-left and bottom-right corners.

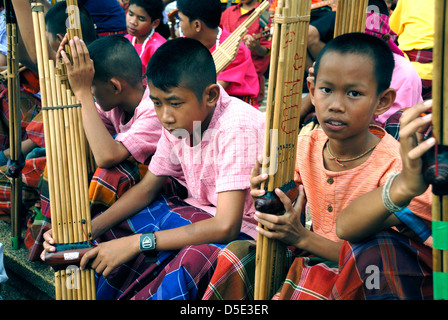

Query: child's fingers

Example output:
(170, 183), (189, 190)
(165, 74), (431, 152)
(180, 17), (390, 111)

(60, 50), (72, 70)
(408, 137), (436, 160)
(68, 39), (79, 68)
(275, 188), (292, 212)
(399, 100), (432, 129)
(56, 34), (69, 61)
(72, 37), (88, 64)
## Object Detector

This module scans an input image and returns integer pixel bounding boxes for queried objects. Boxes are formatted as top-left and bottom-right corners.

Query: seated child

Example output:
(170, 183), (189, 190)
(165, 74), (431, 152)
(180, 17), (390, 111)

(221, 0), (272, 104)
(177, 0), (260, 108)
(124, 0), (166, 74)
(28, 35), (163, 260)
(42, 37), (265, 300)
(203, 32), (433, 300)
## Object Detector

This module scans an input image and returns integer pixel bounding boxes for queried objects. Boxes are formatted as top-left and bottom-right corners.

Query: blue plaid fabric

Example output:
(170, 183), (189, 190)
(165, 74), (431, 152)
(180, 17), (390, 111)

(95, 195), (252, 300)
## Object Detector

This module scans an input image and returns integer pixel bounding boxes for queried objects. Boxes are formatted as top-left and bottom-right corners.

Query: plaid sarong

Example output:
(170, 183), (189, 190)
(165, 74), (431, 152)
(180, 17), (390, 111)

(95, 194), (252, 300)
(0, 82), (44, 222)
(0, 87), (41, 151)
(89, 158), (148, 216)
(203, 229), (433, 300)
(0, 157), (46, 222)
(25, 158), (146, 261)
(405, 49), (433, 100)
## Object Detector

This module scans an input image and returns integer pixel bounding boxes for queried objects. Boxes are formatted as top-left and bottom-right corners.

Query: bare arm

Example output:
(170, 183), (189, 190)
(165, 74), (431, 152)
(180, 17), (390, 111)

(61, 37), (131, 168)
(90, 170), (167, 238)
(2, 138), (38, 159)
(78, 188), (247, 277)
(336, 101), (434, 242)
(12, 0), (52, 72)
(42, 169), (167, 274)
(155, 189), (246, 251)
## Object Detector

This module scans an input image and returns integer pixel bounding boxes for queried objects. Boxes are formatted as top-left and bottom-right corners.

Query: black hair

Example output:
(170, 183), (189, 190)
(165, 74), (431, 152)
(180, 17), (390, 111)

(176, 0), (222, 29)
(368, 0), (390, 16)
(128, 0), (164, 21)
(145, 37), (217, 101)
(87, 35), (142, 86)
(45, 1), (98, 45)
(314, 32), (395, 95)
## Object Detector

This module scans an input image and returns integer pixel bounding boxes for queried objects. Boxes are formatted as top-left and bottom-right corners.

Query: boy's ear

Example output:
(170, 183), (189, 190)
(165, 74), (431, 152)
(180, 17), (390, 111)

(109, 77), (123, 94)
(374, 88), (396, 116)
(204, 84), (220, 107)
(56, 33), (65, 44)
(193, 19), (202, 32)
(151, 18), (161, 29)
(307, 77), (316, 106)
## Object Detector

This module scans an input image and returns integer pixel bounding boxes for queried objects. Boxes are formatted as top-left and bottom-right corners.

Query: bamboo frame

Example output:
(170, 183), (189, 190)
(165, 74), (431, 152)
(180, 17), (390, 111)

(212, 0), (270, 74)
(432, 0), (448, 301)
(5, 0), (22, 250)
(31, 0), (95, 300)
(254, 0), (310, 300)
(333, 0), (368, 37)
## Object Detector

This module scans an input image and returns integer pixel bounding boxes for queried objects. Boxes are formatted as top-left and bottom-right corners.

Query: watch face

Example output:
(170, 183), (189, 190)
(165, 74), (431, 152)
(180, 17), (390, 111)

(141, 233), (155, 250)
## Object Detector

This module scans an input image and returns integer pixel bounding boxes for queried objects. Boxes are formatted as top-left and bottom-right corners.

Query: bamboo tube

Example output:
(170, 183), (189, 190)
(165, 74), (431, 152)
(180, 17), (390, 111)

(334, 0), (368, 37)
(254, 0), (310, 300)
(213, 0), (270, 74)
(5, 0), (22, 250)
(432, 0), (448, 301)
(31, 1), (95, 300)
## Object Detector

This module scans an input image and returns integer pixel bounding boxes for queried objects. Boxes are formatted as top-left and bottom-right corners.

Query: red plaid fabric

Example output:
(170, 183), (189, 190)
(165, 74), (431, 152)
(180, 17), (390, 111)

(203, 230), (433, 300)
(405, 49), (433, 64)
(405, 49), (433, 100)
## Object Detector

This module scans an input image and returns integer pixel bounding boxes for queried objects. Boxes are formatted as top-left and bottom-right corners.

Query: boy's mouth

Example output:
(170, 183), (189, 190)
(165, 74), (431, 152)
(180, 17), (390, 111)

(324, 119), (346, 131)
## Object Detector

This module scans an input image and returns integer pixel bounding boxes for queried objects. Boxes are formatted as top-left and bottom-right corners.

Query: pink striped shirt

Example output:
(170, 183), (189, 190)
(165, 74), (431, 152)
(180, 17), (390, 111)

(96, 86), (162, 165)
(148, 87), (265, 239)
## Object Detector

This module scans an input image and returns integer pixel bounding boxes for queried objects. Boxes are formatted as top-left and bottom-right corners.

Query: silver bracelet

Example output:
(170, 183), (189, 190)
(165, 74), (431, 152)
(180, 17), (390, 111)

(381, 172), (410, 212)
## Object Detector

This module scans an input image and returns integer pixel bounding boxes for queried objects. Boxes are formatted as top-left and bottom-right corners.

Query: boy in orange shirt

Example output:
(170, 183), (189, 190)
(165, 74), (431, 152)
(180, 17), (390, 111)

(203, 32), (433, 300)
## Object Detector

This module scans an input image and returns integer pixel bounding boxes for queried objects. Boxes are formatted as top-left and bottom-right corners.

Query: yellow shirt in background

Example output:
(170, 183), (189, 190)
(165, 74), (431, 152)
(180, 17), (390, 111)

(389, 0), (434, 80)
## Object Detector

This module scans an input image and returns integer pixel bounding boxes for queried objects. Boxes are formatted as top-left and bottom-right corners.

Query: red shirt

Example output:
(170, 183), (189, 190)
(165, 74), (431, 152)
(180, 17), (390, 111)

(220, 2), (272, 77)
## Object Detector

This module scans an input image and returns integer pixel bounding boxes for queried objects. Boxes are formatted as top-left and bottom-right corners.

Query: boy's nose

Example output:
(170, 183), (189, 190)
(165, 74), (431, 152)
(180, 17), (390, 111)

(160, 107), (175, 124)
(328, 94), (345, 112)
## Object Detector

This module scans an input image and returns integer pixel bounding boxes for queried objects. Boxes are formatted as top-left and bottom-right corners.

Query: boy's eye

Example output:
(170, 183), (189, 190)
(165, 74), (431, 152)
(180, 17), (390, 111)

(320, 87), (331, 94)
(171, 102), (182, 108)
(348, 91), (362, 98)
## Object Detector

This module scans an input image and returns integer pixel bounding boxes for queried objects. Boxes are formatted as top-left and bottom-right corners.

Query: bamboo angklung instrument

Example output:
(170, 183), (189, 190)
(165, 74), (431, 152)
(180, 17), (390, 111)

(5, 0), (22, 250)
(426, 0), (448, 301)
(212, 0), (270, 74)
(253, 0), (311, 300)
(31, 0), (96, 300)
(333, 0), (368, 37)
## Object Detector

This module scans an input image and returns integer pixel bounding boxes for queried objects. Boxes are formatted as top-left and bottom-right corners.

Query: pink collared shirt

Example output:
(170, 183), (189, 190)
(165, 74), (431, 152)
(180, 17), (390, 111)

(96, 86), (162, 165)
(148, 87), (265, 239)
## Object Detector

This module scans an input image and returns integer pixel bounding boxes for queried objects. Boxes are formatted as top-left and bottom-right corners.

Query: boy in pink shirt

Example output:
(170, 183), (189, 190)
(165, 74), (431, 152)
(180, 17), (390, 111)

(42, 37), (265, 300)
(124, 0), (166, 74)
(177, 0), (260, 108)
(29, 35), (163, 261)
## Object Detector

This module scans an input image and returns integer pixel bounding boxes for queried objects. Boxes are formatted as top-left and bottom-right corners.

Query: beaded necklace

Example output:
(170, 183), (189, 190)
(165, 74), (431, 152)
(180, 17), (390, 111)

(326, 139), (378, 167)
(131, 29), (155, 58)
